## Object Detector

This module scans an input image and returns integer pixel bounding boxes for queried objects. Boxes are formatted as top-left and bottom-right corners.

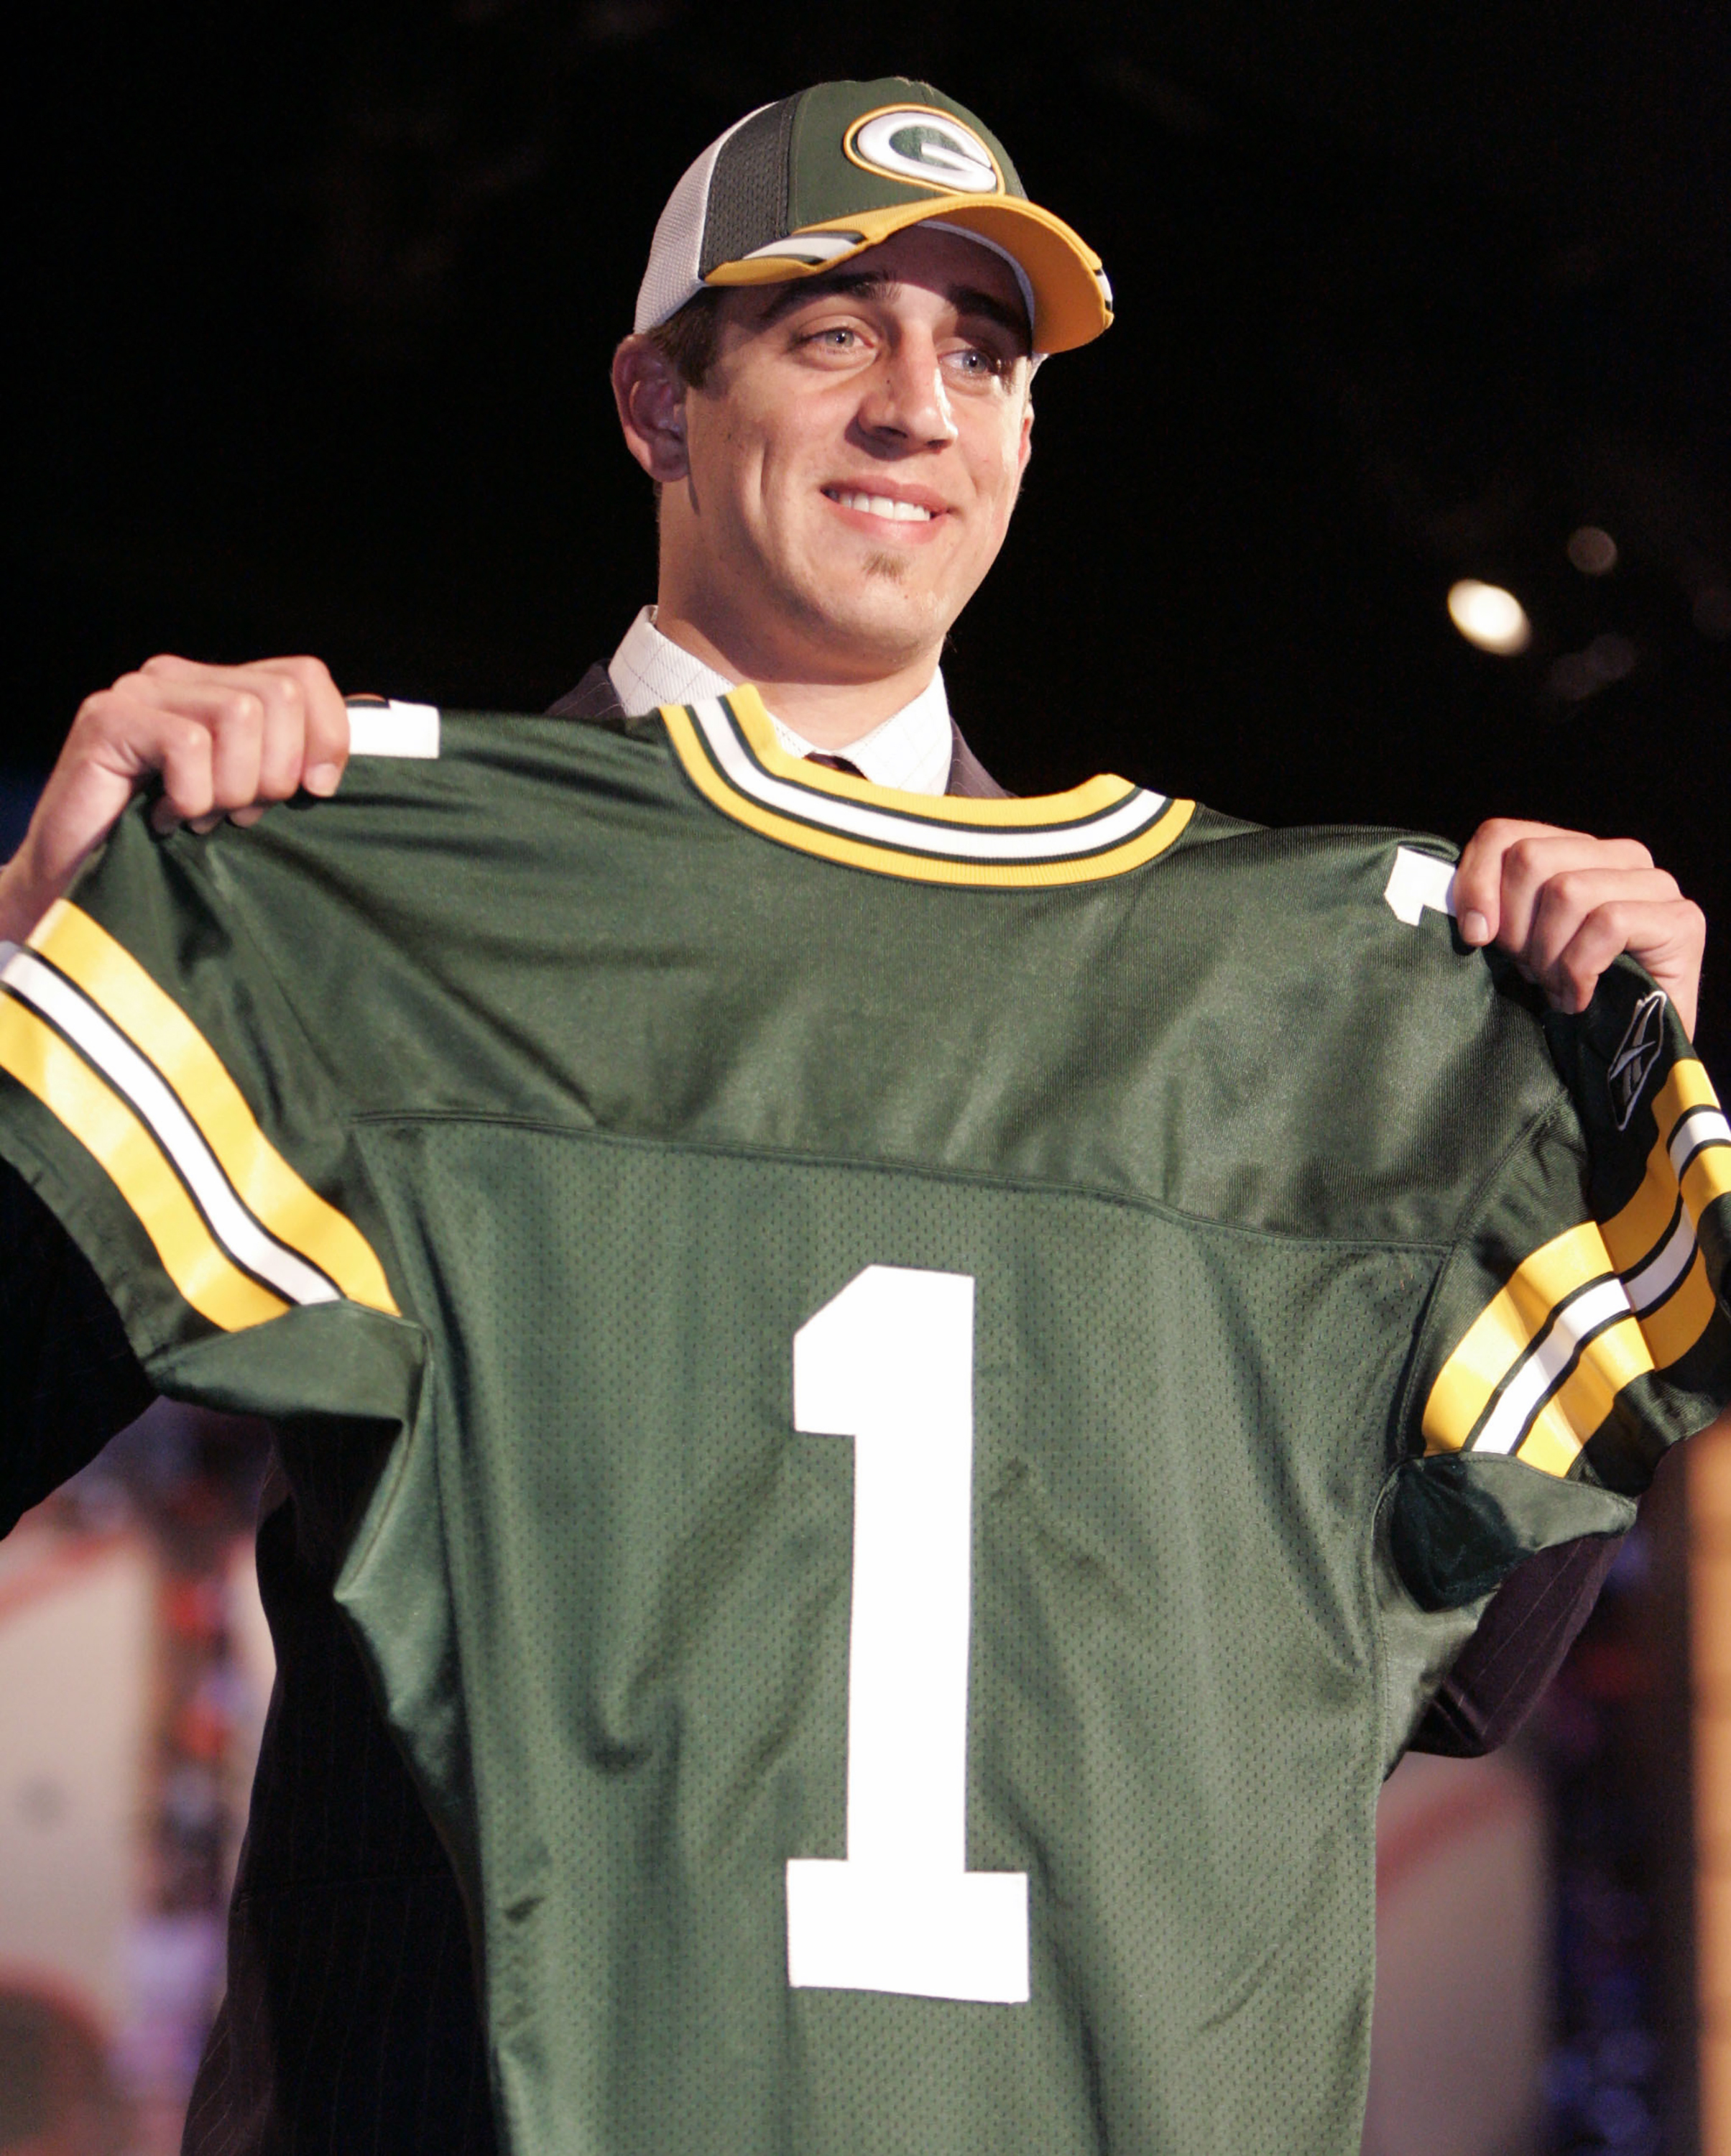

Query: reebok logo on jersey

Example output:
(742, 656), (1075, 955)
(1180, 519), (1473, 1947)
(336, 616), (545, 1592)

(844, 107), (1004, 195)
(1610, 990), (1667, 1130)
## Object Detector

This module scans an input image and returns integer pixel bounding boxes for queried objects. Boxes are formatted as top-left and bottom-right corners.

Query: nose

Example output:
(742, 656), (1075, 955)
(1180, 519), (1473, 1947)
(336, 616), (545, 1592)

(856, 332), (959, 449)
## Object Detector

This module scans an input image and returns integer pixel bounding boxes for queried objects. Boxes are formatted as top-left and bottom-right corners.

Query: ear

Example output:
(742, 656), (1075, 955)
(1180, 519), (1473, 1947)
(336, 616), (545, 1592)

(612, 336), (691, 484)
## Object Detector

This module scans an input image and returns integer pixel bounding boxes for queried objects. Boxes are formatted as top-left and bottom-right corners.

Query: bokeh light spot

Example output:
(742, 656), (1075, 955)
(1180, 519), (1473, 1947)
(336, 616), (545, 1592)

(1566, 527), (1619, 576)
(1447, 581), (1533, 655)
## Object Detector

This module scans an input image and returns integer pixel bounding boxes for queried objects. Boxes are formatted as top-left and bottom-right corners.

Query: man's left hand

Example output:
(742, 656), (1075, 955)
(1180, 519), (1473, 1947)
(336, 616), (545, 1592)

(1454, 819), (1707, 1038)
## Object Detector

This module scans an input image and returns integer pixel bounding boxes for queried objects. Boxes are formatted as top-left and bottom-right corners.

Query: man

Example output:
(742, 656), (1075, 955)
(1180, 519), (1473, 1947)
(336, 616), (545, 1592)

(0, 78), (1722, 2155)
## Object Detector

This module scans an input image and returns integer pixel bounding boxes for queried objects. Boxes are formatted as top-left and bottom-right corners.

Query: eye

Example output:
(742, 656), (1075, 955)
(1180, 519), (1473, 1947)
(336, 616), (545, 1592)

(944, 342), (1012, 382)
(800, 324), (864, 351)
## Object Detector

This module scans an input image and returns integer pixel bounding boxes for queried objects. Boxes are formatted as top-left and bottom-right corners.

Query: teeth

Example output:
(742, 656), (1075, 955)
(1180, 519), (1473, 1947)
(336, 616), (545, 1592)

(830, 489), (934, 522)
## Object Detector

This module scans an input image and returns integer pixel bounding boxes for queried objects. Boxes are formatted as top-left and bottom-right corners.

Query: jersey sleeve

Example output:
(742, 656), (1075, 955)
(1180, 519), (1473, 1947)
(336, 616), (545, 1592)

(1388, 955), (1731, 1621)
(0, 803), (423, 1432)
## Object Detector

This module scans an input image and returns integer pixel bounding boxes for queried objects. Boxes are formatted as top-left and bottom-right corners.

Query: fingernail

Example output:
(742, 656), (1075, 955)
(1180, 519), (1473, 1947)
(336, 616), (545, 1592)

(1462, 908), (1491, 944)
(304, 763), (341, 796)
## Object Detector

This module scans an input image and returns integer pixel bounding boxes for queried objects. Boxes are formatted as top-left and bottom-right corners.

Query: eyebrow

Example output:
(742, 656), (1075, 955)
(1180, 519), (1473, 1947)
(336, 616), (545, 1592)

(752, 271), (1032, 354)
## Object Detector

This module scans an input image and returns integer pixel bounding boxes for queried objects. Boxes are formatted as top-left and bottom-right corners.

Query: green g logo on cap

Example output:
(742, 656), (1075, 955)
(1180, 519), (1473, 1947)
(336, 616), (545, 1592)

(844, 106), (1006, 197)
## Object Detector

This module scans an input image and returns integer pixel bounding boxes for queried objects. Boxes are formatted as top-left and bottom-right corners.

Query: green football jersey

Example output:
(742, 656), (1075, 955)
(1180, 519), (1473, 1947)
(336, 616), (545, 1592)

(2, 686), (1728, 2155)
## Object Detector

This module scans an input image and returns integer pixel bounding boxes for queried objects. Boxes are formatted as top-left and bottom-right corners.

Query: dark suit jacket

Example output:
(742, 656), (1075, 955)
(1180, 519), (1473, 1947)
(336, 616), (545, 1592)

(544, 662), (1011, 799)
(0, 669), (1617, 2155)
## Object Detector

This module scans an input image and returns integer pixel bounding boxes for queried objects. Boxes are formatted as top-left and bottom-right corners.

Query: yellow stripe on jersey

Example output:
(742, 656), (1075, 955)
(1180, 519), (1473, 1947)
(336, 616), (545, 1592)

(1638, 1250), (1718, 1369)
(1423, 1222), (1628, 1459)
(1602, 1056), (1728, 1369)
(1515, 1308), (1653, 1478)
(727, 685), (1136, 829)
(1424, 1054), (1731, 1478)
(1602, 1061), (1721, 1264)
(0, 996), (289, 1332)
(1656, 1054), (1725, 1131)
(661, 691), (1196, 888)
(1686, 1137), (1731, 1218)
(1601, 1135), (1683, 1273)
(30, 902), (398, 1314)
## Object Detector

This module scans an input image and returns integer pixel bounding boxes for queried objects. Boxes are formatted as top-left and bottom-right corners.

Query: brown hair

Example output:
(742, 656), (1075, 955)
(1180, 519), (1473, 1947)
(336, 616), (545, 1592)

(644, 289), (724, 389)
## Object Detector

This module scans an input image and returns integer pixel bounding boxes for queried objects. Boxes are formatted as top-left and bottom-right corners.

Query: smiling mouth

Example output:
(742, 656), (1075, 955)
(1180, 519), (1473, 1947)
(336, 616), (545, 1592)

(823, 488), (938, 523)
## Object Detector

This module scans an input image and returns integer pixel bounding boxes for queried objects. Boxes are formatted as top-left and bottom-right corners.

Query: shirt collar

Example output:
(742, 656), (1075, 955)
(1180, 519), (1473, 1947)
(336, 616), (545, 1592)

(606, 607), (954, 798)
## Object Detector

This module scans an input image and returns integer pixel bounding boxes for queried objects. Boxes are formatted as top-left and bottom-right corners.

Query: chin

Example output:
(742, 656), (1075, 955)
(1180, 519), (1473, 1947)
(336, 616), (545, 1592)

(788, 568), (953, 657)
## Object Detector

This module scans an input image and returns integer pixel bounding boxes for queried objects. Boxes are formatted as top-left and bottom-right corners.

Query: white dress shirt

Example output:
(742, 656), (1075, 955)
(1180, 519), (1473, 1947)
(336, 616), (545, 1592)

(606, 607), (954, 797)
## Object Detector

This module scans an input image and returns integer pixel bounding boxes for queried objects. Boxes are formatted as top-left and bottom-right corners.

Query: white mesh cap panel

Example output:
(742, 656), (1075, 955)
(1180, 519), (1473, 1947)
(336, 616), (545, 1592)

(634, 105), (772, 333)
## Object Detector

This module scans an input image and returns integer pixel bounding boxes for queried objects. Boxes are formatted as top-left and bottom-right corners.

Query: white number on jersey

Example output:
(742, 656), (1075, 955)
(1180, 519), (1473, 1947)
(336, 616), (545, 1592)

(785, 1264), (1030, 2005)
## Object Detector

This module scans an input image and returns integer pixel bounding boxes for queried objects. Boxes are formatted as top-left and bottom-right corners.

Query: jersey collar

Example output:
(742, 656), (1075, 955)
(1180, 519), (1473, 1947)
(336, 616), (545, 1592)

(660, 686), (1194, 888)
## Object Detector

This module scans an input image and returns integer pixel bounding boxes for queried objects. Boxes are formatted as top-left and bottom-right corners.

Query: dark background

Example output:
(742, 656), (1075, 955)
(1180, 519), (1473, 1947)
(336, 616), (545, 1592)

(8, 0), (1729, 1041)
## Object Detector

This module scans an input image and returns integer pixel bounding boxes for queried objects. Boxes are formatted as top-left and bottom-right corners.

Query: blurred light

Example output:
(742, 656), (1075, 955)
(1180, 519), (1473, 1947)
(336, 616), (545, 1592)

(1548, 633), (1638, 702)
(1447, 580), (1532, 655)
(1566, 526), (1619, 576)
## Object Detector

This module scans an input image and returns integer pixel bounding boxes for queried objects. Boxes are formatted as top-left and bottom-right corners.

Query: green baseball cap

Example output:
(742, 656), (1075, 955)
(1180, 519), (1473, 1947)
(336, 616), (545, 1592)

(634, 78), (1112, 355)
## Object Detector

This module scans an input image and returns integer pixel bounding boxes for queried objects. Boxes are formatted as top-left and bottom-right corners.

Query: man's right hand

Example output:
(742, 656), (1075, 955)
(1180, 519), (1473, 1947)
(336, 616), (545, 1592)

(0, 655), (348, 946)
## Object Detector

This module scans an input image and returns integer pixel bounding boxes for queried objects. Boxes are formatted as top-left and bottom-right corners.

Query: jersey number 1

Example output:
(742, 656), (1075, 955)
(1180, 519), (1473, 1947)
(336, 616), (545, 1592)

(785, 1264), (1030, 2004)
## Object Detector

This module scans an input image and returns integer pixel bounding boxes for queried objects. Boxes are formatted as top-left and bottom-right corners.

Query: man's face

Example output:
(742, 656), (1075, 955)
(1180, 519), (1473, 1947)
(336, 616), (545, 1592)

(658, 224), (1035, 681)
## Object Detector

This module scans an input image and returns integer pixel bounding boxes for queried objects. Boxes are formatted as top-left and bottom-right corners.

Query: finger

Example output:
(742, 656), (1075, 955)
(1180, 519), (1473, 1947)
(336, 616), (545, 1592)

(1492, 832), (1656, 960)
(1526, 866), (1683, 976)
(1514, 863), (1676, 996)
(1452, 820), (1656, 949)
(142, 653), (347, 798)
(206, 688), (265, 814)
(139, 653), (230, 680)
(1546, 897), (1706, 1033)
(230, 668), (307, 803)
(1531, 881), (1674, 1002)
(1542, 896), (1706, 1026)
(138, 653), (307, 689)
(44, 697), (220, 854)
(106, 673), (300, 813)
(259, 657), (348, 796)
(1452, 819), (1563, 946)
(152, 712), (218, 826)
(225, 659), (350, 801)
(76, 676), (248, 773)
(141, 660), (300, 804)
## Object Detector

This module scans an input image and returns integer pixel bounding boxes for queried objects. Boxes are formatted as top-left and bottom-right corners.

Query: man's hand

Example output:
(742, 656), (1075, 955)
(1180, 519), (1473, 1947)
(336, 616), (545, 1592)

(1455, 818), (1707, 1038)
(0, 655), (348, 946)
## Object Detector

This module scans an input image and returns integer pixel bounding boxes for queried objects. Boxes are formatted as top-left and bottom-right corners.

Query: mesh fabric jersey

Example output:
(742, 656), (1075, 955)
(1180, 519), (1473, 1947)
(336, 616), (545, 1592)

(1, 688), (1727, 2155)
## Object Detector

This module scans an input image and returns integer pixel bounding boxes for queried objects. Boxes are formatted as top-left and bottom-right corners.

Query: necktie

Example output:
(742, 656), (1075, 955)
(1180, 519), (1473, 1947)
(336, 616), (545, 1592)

(806, 752), (865, 778)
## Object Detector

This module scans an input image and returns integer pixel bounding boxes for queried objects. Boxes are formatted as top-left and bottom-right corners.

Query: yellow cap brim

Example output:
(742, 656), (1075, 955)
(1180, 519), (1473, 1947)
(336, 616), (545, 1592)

(701, 195), (1112, 355)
